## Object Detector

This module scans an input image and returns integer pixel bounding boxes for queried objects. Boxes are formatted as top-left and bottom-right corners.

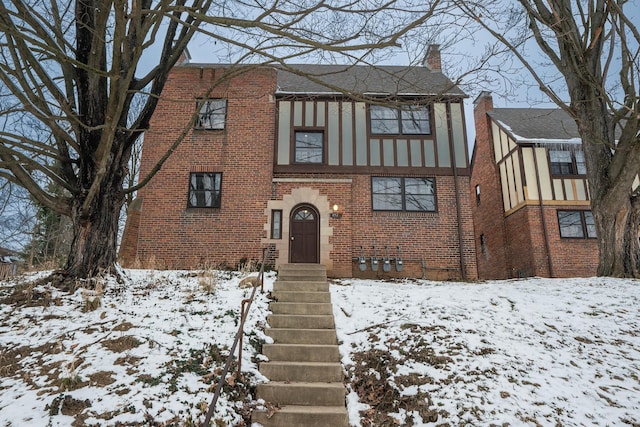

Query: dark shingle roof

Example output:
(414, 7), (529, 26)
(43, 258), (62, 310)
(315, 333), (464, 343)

(488, 108), (580, 142)
(180, 62), (465, 98)
(275, 64), (465, 97)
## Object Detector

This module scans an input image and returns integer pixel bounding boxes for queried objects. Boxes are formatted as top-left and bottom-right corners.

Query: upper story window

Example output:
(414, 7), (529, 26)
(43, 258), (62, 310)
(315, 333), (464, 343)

(294, 130), (324, 163)
(549, 149), (586, 175)
(372, 177), (436, 212)
(188, 172), (222, 208)
(370, 105), (431, 135)
(196, 99), (227, 130)
(558, 210), (596, 238)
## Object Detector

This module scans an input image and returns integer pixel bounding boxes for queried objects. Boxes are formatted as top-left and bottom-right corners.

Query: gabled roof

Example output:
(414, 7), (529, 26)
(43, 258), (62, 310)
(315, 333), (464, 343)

(275, 64), (466, 97)
(488, 108), (581, 145)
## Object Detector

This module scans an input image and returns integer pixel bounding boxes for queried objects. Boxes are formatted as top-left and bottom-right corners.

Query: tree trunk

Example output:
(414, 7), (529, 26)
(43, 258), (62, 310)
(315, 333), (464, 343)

(574, 96), (640, 277)
(64, 169), (126, 282)
(64, 193), (123, 280)
(592, 197), (640, 277)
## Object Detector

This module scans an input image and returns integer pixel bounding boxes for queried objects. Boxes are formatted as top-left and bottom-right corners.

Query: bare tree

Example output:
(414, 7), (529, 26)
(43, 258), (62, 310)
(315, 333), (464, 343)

(458, 0), (640, 277)
(0, 0), (449, 282)
(0, 179), (34, 252)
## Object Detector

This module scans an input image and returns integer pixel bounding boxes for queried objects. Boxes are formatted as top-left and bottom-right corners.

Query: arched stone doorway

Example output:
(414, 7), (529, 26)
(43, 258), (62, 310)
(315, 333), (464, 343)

(289, 204), (319, 263)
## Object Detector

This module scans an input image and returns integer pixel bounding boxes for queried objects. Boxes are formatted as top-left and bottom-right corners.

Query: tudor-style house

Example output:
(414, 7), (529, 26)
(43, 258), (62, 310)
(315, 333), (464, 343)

(470, 91), (598, 279)
(119, 46), (478, 279)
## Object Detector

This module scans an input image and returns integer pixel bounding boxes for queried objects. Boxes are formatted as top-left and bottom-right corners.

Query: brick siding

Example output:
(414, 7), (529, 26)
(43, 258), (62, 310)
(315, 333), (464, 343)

(120, 65), (478, 279)
(471, 93), (598, 279)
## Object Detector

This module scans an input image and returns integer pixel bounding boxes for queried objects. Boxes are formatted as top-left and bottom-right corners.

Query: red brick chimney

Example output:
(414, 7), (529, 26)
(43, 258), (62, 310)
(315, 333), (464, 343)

(423, 44), (441, 71)
(473, 91), (493, 114)
(473, 91), (494, 148)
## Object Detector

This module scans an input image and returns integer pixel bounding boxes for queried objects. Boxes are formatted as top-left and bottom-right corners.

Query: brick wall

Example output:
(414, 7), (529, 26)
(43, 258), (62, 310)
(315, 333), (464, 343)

(269, 173), (477, 280)
(120, 66), (277, 269)
(471, 92), (599, 279)
(121, 64), (478, 279)
(504, 206), (545, 278)
(118, 198), (142, 266)
(347, 174), (478, 281)
(543, 206), (599, 277)
(470, 94), (510, 279)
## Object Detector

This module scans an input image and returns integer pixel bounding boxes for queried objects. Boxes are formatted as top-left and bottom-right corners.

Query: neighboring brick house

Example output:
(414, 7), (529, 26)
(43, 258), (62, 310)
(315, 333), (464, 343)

(120, 46), (478, 279)
(471, 91), (599, 279)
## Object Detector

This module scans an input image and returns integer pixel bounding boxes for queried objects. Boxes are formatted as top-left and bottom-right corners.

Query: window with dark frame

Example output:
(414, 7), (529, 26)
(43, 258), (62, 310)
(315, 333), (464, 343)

(558, 210), (596, 238)
(475, 185), (481, 205)
(188, 172), (222, 208)
(370, 105), (431, 135)
(549, 149), (586, 176)
(271, 210), (282, 239)
(196, 99), (227, 130)
(372, 177), (436, 212)
(294, 131), (324, 163)
(480, 234), (487, 255)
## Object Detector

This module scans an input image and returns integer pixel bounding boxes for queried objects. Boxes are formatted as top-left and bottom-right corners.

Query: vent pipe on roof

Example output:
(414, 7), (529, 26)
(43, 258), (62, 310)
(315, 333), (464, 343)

(423, 44), (441, 71)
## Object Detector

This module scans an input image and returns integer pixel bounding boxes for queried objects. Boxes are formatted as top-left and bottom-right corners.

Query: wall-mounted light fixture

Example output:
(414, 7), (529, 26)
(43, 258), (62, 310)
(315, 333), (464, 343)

(330, 203), (342, 219)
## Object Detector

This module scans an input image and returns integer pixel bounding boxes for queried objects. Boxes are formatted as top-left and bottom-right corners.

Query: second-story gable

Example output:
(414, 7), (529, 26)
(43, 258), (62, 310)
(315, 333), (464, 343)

(272, 64), (469, 174)
(471, 92), (598, 279)
(486, 107), (589, 214)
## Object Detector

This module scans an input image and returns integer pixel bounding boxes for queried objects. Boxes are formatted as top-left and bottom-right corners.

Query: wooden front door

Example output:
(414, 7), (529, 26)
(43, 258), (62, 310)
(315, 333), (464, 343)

(290, 205), (319, 263)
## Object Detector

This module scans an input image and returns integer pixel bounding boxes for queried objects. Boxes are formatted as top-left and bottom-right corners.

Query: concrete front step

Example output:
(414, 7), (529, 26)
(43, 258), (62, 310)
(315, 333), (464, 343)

(256, 382), (346, 406)
(267, 314), (335, 329)
(273, 280), (329, 292)
(271, 290), (331, 303)
(263, 343), (340, 362)
(266, 328), (338, 344)
(252, 405), (348, 427)
(259, 361), (343, 382)
(278, 263), (327, 281)
(270, 302), (333, 315)
(255, 264), (348, 427)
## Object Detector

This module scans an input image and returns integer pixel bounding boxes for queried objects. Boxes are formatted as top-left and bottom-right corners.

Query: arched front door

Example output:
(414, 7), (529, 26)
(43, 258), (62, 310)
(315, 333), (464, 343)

(289, 204), (319, 263)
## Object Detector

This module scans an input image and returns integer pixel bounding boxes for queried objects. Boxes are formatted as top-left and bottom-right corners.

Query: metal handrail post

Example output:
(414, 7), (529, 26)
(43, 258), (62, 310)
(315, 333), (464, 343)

(201, 247), (269, 427)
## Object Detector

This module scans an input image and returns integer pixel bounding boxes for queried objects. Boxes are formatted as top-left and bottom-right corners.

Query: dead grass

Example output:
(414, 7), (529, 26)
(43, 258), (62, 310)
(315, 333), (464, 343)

(101, 336), (142, 352)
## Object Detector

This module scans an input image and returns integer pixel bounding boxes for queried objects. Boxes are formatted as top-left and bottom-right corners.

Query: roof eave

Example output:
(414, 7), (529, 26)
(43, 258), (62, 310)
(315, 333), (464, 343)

(275, 91), (467, 98)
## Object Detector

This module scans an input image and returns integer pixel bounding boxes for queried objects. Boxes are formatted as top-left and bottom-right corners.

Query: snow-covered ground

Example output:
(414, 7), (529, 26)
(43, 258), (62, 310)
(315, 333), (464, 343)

(1, 271), (639, 426)
(333, 277), (640, 426)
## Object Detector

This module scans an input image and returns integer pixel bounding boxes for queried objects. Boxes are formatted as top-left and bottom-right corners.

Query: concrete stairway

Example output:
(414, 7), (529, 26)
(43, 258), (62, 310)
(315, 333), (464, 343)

(253, 264), (348, 427)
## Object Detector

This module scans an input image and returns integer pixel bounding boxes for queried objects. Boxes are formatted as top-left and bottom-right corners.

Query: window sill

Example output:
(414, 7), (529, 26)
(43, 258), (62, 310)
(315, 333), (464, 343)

(373, 210), (438, 217)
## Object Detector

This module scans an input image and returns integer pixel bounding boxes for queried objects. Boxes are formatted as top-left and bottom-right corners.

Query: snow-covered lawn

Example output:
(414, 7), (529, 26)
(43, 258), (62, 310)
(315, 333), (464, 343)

(333, 277), (640, 426)
(1, 270), (639, 426)
(0, 269), (274, 426)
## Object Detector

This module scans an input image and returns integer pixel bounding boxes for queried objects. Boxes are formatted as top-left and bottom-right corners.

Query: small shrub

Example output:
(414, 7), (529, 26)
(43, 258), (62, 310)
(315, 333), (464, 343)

(198, 270), (217, 294)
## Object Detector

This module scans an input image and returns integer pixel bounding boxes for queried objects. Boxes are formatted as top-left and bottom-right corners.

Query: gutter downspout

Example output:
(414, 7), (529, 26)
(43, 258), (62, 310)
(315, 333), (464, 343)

(531, 149), (554, 277)
(447, 103), (467, 280)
